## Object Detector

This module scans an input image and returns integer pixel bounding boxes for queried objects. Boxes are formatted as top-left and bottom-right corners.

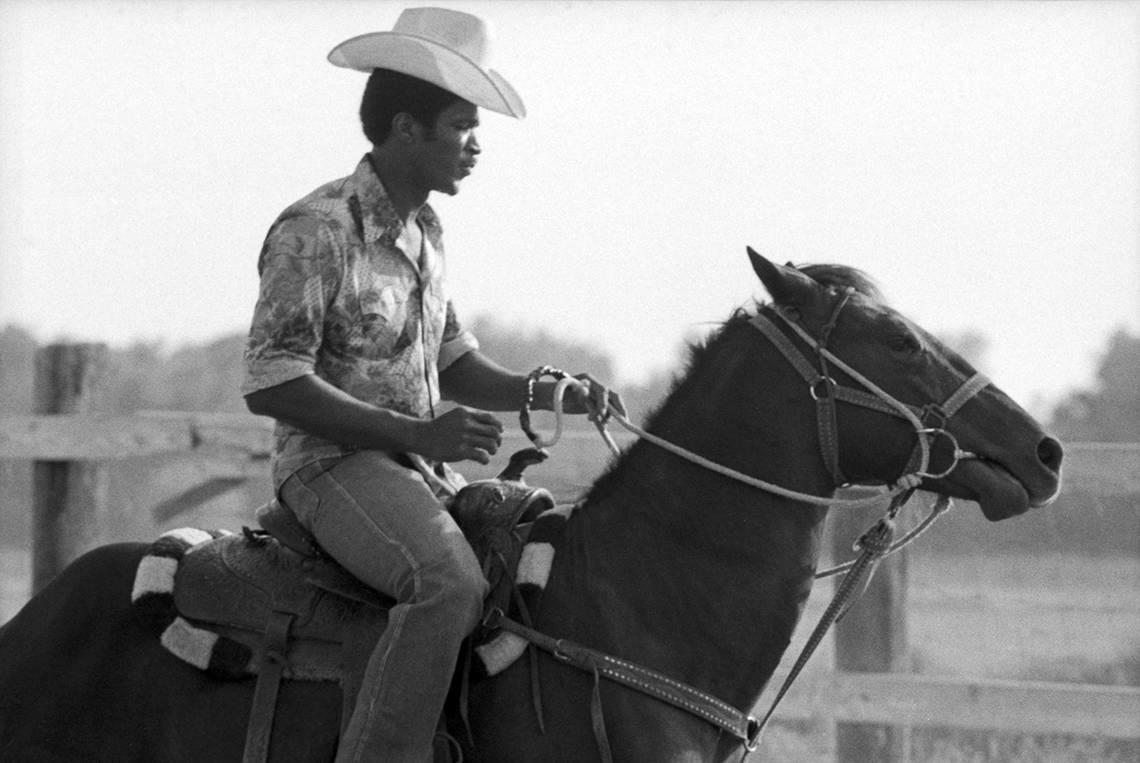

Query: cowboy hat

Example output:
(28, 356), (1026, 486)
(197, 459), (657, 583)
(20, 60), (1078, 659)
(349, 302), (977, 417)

(328, 7), (526, 119)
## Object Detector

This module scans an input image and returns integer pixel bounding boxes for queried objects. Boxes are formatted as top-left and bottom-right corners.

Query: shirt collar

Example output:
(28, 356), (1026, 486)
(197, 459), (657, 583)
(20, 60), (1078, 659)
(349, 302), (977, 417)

(353, 155), (442, 249)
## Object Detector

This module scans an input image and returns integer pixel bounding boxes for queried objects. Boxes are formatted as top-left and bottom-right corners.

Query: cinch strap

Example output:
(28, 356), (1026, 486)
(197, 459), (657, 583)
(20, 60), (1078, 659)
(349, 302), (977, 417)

(243, 610), (296, 763)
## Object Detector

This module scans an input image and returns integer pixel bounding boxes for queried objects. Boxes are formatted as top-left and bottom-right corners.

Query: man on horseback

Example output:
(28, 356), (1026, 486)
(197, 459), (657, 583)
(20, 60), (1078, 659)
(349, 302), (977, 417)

(241, 8), (622, 762)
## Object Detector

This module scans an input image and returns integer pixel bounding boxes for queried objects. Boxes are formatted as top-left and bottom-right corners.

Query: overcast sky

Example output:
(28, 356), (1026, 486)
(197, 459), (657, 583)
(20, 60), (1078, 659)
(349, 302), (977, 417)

(1, 0), (1137, 416)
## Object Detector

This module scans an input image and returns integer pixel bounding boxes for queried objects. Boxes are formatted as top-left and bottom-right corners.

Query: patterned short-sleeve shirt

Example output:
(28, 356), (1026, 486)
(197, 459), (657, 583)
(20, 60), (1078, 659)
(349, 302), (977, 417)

(242, 155), (479, 486)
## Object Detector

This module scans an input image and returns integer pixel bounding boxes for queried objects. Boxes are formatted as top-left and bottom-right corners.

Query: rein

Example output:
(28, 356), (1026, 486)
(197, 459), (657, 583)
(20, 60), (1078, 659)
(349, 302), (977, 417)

(512, 293), (991, 760)
(523, 297), (990, 510)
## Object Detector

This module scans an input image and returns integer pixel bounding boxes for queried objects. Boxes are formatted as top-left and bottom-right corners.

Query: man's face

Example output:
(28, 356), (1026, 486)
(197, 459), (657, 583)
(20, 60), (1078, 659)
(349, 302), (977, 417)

(413, 100), (481, 196)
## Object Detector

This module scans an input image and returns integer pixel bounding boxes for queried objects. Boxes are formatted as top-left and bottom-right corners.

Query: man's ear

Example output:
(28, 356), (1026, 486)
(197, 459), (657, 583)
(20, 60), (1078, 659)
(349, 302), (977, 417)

(391, 112), (419, 143)
(747, 246), (818, 307)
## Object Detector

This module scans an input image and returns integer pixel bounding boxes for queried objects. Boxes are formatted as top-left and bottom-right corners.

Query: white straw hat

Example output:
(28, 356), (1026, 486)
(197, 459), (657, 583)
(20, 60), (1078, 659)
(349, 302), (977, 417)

(328, 7), (526, 119)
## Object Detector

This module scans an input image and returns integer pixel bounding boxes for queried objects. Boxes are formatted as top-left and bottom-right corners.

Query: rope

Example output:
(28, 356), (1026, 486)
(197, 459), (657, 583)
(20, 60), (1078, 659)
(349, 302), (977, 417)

(521, 368), (621, 455)
(814, 493), (952, 579)
(536, 375), (921, 510)
(749, 507), (900, 748)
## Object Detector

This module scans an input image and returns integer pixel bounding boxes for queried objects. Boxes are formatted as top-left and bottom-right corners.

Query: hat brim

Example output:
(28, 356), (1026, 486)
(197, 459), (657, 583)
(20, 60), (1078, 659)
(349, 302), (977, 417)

(328, 32), (525, 119)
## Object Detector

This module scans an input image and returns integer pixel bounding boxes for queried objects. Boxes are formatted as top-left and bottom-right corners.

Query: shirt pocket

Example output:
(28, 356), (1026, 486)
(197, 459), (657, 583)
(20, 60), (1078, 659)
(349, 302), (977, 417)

(356, 280), (415, 358)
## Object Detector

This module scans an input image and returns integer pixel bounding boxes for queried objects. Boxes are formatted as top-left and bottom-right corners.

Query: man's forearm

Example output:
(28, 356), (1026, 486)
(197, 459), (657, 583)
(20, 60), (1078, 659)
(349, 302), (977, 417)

(439, 351), (529, 411)
(244, 374), (421, 452)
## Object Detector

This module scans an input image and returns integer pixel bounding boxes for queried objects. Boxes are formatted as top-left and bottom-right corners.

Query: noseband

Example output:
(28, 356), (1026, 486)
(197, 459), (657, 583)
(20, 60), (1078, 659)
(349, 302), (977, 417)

(749, 288), (990, 489)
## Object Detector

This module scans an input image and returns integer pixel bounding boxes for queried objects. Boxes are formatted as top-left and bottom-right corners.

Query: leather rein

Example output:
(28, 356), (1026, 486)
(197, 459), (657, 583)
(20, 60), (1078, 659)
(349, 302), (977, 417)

(509, 291), (991, 760)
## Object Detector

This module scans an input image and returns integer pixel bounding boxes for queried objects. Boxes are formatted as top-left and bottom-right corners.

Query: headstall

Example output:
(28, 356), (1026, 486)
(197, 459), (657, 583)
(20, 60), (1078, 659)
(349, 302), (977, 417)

(749, 289), (991, 489)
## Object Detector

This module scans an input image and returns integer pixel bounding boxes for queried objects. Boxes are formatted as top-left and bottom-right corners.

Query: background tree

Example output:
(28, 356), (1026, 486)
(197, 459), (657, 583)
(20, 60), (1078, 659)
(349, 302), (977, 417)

(1049, 328), (1140, 442)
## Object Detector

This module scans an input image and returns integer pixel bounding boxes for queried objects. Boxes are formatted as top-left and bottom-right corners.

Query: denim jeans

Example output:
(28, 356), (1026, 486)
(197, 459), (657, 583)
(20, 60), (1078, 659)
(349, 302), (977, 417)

(280, 451), (488, 763)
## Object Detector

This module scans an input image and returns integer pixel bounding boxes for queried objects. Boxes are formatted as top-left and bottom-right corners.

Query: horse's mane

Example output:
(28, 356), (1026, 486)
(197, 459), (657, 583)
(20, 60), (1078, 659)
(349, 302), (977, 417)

(582, 263), (880, 505)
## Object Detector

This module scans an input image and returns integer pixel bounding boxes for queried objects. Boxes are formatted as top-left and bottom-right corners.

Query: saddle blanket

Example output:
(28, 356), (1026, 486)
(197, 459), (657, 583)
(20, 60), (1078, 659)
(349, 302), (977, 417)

(131, 527), (259, 678)
(130, 504), (576, 682)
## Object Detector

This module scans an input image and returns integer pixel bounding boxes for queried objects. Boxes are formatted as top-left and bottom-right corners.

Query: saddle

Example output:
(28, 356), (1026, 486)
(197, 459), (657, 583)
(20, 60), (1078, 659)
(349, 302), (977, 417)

(142, 449), (555, 763)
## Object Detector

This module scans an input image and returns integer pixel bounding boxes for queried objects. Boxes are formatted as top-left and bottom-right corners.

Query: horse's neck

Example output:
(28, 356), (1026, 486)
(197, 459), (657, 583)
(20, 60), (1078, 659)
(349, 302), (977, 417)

(554, 331), (834, 708)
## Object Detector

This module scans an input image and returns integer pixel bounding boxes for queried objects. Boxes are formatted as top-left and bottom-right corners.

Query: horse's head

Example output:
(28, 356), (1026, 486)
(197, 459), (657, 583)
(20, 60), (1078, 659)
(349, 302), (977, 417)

(748, 247), (1063, 520)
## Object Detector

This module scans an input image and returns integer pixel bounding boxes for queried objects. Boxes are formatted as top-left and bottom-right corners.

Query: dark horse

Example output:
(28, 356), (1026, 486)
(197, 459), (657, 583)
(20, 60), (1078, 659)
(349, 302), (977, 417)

(0, 250), (1062, 762)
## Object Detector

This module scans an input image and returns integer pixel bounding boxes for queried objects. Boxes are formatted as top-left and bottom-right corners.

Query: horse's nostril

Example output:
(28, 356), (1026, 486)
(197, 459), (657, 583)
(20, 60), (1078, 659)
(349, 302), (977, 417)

(1037, 436), (1064, 472)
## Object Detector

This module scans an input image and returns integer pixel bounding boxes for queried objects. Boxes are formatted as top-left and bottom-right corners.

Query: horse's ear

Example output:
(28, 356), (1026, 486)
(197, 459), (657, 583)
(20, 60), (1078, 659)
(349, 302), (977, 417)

(747, 246), (817, 306)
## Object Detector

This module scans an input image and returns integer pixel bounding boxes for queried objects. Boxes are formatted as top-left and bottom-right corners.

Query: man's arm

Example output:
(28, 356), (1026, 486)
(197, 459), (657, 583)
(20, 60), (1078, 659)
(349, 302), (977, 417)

(439, 350), (528, 411)
(245, 374), (503, 465)
(441, 350), (626, 418)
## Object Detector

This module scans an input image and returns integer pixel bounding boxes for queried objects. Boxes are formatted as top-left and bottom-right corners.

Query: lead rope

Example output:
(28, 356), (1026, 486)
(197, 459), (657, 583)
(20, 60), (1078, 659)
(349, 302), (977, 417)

(743, 490), (910, 755)
(815, 492), (952, 579)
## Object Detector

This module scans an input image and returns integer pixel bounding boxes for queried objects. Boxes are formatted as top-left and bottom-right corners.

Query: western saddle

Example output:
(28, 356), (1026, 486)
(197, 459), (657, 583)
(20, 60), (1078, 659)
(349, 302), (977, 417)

(171, 448), (555, 763)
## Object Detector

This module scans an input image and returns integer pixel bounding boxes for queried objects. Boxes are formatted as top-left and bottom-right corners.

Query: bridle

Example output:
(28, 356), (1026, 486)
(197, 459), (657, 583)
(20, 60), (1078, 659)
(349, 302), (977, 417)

(741, 289), (992, 746)
(748, 287), (992, 491)
(527, 287), (991, 511)
(510, 288), (995, 759)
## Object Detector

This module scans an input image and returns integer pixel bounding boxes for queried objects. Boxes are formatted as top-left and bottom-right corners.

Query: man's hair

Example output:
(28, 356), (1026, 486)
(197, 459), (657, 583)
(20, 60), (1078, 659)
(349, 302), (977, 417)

(360, 68), (463, 145)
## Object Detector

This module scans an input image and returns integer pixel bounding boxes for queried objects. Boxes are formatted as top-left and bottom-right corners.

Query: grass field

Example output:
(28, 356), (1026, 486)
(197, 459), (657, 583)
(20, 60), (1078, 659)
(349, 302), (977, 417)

(908, 550), (1139, 685)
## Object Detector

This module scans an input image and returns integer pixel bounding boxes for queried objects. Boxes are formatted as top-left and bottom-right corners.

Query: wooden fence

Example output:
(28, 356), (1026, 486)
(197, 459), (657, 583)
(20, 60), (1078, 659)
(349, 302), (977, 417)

(2, 343), (1138, 760)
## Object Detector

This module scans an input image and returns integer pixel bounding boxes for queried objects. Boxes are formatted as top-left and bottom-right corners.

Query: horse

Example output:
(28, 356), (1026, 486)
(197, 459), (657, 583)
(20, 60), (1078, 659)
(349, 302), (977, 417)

(0, 249), (1062, 762)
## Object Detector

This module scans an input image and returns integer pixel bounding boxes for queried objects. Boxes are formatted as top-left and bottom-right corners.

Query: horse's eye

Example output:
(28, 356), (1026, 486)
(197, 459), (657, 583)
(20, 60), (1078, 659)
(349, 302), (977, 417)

(889, 334), (921, 355)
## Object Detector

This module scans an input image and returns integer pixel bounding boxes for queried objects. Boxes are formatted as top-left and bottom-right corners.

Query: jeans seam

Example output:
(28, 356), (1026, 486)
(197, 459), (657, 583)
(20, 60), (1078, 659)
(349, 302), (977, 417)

(345, 601), (413, 763)
(301, 451), (470, 762)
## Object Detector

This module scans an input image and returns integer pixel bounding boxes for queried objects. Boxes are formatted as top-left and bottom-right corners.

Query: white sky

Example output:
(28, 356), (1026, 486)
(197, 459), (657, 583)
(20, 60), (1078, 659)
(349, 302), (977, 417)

(1, 0), (1137, 417)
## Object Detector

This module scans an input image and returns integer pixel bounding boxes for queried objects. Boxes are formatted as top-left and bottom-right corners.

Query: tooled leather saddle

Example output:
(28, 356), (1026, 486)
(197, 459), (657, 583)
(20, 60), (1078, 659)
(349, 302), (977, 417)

(143, 449), (554, 763)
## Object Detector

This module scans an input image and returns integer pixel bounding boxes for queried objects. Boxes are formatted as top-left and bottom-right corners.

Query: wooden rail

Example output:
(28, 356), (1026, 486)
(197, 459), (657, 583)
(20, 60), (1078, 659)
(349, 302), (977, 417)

(0, 410), (273, 461)
(1, 343), (1138, 757)
(767, 671), (1140, 739)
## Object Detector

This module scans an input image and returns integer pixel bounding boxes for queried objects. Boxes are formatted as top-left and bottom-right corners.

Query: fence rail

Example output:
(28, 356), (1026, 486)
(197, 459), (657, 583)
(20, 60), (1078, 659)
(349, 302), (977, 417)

(1, 343), (1138, 759)
(0, 411), (273, 461)
(769, 670), (1140, 740)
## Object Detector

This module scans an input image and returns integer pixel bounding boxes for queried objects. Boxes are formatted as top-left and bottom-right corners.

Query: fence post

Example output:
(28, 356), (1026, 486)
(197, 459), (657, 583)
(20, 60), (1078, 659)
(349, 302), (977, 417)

(31, 343), (108, 594)
(831, 501), (910, 762)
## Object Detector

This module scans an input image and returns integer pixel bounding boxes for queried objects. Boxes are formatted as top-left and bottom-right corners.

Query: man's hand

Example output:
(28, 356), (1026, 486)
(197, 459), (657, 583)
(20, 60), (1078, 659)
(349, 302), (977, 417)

(414, 407), (504, 464)
(560, 373), (627, 422)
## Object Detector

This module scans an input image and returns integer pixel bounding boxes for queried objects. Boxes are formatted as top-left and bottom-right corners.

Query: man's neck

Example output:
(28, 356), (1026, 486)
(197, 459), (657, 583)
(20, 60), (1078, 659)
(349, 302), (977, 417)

(368, 147), (428, 226)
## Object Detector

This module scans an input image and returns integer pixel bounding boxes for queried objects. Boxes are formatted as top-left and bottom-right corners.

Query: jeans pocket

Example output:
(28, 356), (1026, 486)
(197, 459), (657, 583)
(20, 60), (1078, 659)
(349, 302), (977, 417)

(280, 461), (334, 530)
